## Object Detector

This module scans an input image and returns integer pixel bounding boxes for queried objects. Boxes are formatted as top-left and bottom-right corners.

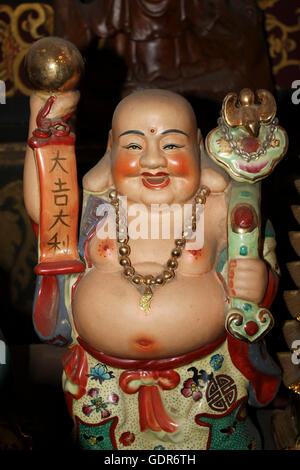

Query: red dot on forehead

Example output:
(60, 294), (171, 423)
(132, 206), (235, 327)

(150, 128), (156, 133)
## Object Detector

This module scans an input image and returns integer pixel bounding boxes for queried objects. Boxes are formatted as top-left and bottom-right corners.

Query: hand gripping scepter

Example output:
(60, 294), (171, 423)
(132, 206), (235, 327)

(206, 89), (288, 343)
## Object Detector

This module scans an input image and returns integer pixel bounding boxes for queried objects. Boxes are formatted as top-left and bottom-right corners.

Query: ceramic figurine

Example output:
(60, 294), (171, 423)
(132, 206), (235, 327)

(24, 37), (287, 450)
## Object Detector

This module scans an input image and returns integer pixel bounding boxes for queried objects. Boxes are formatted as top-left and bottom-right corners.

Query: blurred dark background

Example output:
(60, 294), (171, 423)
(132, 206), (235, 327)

(0, 0), (299, 450)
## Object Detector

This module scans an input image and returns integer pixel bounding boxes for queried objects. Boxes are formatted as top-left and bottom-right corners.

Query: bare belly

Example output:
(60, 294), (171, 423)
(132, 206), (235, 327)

(72, 264), (226, 359)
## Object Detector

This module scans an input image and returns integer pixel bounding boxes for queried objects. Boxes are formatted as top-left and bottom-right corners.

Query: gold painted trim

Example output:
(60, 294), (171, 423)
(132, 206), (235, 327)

(288, 381), (300, 396)
(265, 11), (300, 75)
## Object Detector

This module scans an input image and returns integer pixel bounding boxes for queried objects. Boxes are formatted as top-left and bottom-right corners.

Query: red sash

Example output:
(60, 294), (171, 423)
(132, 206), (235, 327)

(119, 370), (180, 433)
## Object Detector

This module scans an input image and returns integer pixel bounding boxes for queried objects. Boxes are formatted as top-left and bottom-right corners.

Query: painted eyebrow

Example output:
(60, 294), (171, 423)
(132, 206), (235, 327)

(160, 129), (188, 136)
(119, 130), (145, 137)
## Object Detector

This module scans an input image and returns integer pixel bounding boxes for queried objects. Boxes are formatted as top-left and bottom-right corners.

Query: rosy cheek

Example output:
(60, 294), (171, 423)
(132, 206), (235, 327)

(97, 239), (115, 258)
(168, 154), (196, 177)
(113, 153), (139, 179)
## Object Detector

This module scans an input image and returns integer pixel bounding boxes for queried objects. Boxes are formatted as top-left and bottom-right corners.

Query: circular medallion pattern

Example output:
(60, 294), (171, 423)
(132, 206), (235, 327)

(206, 374), (237, 412)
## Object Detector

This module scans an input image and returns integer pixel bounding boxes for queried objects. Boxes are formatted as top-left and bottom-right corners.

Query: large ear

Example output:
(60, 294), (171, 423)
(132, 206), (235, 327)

(201, 166), (229, 193)
(197, 128), (203, 146)
(82, 130), (114, 193)
(106, 128), (112, 152)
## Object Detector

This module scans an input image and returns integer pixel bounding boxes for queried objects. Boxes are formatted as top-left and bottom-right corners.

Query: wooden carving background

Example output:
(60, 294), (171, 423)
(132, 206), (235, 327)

(0, 1), (299, 97)
(0, 2), (54, 96)
(258, 0), (300, 89)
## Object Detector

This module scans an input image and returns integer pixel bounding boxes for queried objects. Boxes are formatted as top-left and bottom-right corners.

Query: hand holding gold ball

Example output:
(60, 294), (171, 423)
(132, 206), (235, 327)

(24, 36), (85, 227)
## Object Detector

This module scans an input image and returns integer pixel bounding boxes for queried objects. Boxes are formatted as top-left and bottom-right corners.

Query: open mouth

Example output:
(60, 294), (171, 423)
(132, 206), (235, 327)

(141, 172), (170, 189)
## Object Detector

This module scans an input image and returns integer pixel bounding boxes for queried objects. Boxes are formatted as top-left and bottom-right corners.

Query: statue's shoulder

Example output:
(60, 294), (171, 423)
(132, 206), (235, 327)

(201, 167), (230, 195)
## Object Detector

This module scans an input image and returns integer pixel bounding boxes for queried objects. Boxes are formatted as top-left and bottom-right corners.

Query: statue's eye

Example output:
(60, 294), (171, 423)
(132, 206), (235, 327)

(163, 144), (183, 150)
(124, 143), (142, 150)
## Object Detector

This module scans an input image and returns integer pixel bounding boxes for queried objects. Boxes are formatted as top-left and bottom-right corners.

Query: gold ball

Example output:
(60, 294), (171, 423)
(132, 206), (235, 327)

(167, 258), (178, 269)
(119, 256), (131, 267)
(25, 36), (84, 92)
(195, 196), (204, 204)
(124, 266), (135, 277)
(132, 274), (143, 285)
(155, 275), (165, 286)
(118, 236), (129, 244)
(119, 245), (130, 256)
(109, 189), (118, 200)
(145, 275), (155, 285)
(201, 186), (210, 196)
(163, 269), (175, 281)
(175, 239), (186, 247)
(171, 248), (181, 258)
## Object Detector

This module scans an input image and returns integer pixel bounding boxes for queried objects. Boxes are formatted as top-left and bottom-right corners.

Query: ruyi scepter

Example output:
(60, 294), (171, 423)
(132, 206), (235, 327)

(206, 88), (288, 343)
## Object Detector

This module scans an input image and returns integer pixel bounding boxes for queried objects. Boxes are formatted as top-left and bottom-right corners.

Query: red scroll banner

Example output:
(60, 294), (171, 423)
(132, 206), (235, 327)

(29, 96), (85, 275)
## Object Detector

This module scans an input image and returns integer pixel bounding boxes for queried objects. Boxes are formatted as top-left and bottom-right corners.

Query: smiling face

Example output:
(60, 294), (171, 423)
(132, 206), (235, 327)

(109, 90), (201, 206)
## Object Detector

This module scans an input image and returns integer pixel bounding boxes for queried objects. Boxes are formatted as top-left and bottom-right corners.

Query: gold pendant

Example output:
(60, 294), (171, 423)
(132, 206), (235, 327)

(139, 286), (153, 313)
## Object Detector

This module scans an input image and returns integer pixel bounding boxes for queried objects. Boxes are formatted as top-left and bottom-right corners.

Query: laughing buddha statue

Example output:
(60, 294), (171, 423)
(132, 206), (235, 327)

(23, 38), (287, 450)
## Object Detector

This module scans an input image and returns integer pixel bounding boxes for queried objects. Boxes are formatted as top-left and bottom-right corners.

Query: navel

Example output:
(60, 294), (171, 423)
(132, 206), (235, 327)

(133, 336), (157, 351)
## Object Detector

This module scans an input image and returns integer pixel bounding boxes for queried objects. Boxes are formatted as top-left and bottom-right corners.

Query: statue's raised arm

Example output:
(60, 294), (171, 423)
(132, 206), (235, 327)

(23, 38), (86, 346)
(24, 37), (85, 276)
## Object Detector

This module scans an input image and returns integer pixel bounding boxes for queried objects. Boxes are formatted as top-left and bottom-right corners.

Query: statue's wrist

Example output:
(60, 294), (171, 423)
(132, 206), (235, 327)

(259, 266), (279, 308)
(30, 90), (80, 121)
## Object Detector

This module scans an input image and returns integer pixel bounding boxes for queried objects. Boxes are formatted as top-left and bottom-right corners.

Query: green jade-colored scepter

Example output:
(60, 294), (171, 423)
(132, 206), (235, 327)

(206, 88), (288, 343)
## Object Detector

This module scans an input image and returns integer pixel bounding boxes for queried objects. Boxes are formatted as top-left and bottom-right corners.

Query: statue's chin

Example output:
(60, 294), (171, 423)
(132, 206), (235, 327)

(119, 186), (199, 209)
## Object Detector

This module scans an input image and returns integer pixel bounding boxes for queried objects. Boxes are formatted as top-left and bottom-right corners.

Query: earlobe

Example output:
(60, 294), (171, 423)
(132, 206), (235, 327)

(197, 128), (203, 145)
(82, 130), (114, 193)
(201, 167), (229, 193)
(197, 129), (204, 161)
(106, 129), (112, 152)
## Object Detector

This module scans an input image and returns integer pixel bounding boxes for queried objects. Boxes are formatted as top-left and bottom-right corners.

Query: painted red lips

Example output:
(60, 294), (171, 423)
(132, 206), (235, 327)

(141, 172), (170, 189)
